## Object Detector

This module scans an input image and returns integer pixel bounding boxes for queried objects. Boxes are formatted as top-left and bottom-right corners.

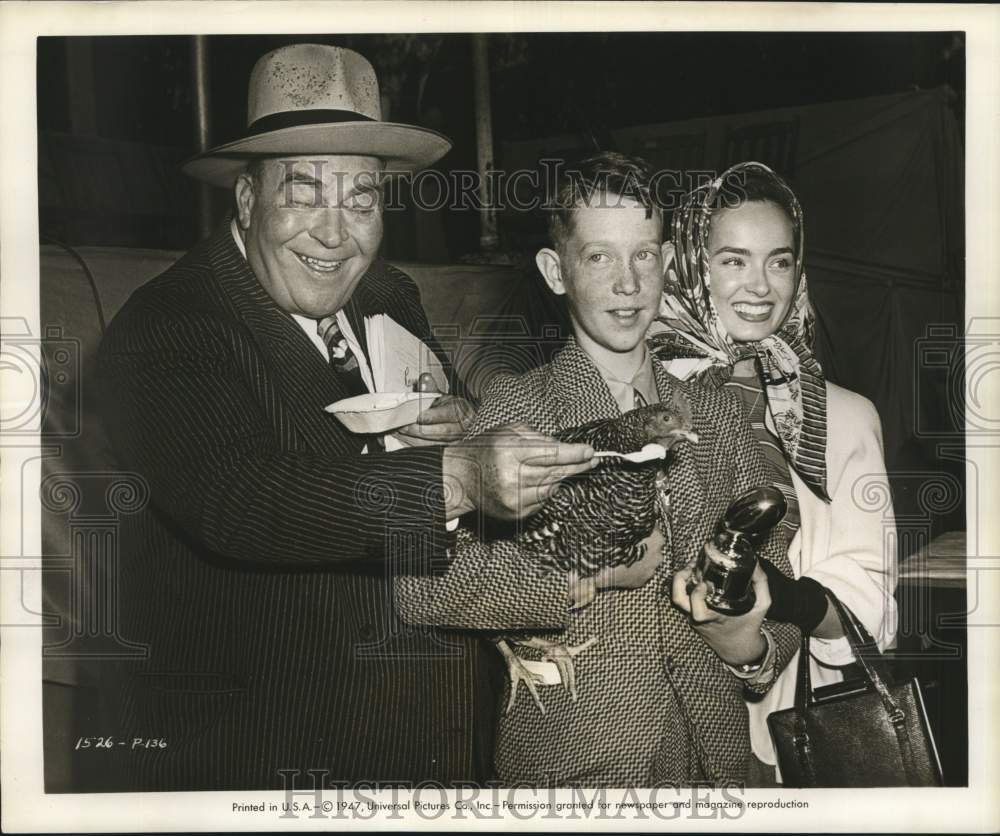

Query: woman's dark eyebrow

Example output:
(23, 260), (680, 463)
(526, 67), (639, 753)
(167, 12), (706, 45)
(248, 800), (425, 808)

(710, 245), (795, 257)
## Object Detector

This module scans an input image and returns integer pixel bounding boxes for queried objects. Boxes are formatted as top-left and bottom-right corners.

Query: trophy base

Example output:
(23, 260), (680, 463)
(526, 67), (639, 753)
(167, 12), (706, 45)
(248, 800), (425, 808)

(705, 588), (756, 617)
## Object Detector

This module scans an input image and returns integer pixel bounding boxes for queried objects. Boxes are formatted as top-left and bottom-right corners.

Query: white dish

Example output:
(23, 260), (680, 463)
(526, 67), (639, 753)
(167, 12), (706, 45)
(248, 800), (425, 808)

(325, 392), (439, 434)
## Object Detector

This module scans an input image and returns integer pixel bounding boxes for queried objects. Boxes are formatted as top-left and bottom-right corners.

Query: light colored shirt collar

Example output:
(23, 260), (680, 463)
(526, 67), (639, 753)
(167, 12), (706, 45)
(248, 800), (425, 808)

(588, 345), (660, 414)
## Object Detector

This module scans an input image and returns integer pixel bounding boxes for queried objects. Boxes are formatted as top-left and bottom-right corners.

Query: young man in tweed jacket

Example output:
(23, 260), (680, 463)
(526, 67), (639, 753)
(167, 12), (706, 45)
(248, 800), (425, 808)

(396, 153), (800, 786)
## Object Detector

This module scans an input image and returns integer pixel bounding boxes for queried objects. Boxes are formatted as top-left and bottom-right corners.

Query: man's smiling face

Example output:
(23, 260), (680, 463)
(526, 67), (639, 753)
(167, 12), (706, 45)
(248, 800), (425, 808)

(235, 155), (383, 318)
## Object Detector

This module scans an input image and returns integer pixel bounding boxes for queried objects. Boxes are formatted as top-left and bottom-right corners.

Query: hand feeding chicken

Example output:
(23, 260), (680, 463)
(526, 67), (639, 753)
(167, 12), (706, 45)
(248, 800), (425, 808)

(497, 389), (700, 714)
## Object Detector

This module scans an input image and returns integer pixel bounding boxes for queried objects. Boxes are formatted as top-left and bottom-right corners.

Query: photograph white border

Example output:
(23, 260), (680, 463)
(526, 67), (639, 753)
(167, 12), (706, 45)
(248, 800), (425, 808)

(2, 2), (998, 832)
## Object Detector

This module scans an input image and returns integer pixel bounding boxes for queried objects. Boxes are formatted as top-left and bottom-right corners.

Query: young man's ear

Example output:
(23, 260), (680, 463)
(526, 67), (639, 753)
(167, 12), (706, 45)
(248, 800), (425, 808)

(234, 173), (256, 231)
(535, 248), (566, 296)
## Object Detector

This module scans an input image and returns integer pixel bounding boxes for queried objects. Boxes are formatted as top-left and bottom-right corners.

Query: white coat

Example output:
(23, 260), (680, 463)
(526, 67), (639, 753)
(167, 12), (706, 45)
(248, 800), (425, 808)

(749, 380), (899, 767)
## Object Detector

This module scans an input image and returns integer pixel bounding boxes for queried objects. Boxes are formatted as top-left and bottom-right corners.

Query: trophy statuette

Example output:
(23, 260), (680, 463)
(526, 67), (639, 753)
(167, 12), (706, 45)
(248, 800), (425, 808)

(694, 486), (788, 616)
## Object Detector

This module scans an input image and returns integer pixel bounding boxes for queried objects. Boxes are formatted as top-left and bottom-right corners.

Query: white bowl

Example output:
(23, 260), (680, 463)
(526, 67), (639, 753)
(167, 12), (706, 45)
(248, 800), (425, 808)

(325, 392), (439, 434)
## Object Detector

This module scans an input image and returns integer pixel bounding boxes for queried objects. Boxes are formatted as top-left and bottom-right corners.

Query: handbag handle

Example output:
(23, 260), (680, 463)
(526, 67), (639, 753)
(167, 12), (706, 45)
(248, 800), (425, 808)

(794, 591), (898, 715)
(790, 590), (927, 786)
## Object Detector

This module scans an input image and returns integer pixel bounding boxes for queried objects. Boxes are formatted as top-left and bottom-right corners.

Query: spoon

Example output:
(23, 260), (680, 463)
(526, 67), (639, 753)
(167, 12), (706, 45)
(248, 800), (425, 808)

(593, 442), (668, 464)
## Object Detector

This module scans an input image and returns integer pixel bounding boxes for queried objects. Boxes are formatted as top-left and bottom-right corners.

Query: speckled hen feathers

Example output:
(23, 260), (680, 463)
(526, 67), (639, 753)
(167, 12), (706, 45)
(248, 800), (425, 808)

(519, 393), (695, 575)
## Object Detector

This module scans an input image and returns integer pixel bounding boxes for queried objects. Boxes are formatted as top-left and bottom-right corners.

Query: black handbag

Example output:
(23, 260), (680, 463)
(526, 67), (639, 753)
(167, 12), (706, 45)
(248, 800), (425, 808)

(767, 593), (943, 787)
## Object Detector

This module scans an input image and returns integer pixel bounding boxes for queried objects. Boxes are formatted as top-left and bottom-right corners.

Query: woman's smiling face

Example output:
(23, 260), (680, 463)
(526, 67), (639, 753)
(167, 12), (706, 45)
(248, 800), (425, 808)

(706, 200), (796, 343)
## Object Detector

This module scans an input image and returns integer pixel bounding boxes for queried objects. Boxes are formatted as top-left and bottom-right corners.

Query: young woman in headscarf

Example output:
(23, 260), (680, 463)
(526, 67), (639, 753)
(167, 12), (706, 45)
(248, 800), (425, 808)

(649, 162), (898, 786)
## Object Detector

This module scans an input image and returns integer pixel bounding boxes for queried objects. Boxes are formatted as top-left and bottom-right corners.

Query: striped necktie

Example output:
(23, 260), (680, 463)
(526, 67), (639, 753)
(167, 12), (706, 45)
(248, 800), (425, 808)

(317, 314), (384, 451)
(317, 314), (367, 397)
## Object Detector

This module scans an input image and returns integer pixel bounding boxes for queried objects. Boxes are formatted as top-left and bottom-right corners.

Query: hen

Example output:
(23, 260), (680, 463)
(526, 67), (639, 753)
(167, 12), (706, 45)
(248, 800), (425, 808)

(518, 389), (699, 576)
(499, 389), (700, 714)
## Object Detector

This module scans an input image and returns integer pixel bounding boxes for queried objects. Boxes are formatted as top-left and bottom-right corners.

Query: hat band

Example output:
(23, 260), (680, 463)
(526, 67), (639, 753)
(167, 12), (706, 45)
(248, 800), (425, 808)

(246, 108), (375, 136)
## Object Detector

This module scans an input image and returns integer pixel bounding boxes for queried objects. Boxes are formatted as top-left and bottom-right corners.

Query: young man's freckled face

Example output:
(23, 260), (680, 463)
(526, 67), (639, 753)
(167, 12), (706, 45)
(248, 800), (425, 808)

(540, 196), (667, 373)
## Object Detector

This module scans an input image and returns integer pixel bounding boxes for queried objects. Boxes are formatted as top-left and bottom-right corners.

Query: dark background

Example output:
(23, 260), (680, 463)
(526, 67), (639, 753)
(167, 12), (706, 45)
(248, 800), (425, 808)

(36, 32), (964, 256)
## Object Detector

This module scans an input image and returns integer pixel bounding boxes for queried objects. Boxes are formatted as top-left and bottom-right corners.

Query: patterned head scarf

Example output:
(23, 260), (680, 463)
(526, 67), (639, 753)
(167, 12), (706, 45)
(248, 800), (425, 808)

(648, 161), (829, 501)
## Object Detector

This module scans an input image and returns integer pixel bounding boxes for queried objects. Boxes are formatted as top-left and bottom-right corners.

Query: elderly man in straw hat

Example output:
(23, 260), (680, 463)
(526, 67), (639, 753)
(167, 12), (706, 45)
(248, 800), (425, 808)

(95, 44), (595, 791)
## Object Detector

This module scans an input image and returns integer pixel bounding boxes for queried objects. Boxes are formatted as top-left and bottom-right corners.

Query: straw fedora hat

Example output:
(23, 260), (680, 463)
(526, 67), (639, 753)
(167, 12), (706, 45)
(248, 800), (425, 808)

(182, 43), (452, 188)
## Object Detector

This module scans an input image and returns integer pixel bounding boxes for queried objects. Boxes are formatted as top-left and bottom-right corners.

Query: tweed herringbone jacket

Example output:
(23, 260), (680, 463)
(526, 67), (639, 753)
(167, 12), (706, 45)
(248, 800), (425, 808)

(397, 339), (800, 787)
(94, 225), (506, 790)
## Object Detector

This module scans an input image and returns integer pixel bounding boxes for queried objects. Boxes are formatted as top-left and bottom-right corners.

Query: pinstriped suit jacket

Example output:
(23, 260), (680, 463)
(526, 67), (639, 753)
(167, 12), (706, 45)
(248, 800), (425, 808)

(398, 340), (801, 785)
(95, 225), (501, 790)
